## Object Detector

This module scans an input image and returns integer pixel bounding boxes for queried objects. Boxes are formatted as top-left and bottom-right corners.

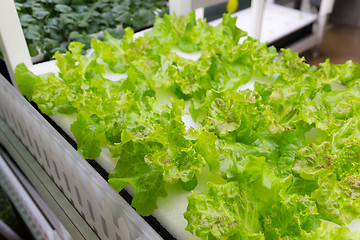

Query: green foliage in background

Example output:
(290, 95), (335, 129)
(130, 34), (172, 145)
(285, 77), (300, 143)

(14, 0), (168, 59)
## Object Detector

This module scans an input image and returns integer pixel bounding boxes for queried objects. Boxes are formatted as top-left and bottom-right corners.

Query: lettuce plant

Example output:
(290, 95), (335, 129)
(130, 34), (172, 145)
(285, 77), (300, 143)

(15, 12), (360, 239)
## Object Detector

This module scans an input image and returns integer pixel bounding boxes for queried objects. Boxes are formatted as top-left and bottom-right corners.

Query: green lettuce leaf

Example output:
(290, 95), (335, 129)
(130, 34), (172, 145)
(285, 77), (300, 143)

(70, 111), (104, 159)
(14, 63), (39, 99)
(184, 182), (264, 240)
(301, 221), (360, 240)
(320, 59), (360, 87)
(312, 173), (360, 226)
(263, 194), (321, 239)
(293, 142), (335, 181)
(108, 140), (167, 216)
(185, 159), (293, 240)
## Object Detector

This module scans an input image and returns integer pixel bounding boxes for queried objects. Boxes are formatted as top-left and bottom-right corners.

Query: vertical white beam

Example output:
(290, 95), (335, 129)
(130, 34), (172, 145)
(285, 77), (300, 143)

(300, 0), (312, 13)
(0, 0), (32, 87)
(169, 0), (192, 15)
(249, 0), (266, 40)
(316, 0), (335, 44)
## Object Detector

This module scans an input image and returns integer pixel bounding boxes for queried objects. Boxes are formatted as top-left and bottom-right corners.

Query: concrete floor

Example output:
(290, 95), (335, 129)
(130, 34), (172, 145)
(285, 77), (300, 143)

(301, 23), (360, 66)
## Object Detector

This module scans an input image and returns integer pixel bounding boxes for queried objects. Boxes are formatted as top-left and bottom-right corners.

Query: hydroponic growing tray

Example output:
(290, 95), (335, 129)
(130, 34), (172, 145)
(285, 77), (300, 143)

(23, 29), (207, 240)
(4, 9), (360, 240)
(0, 74), (163, 240)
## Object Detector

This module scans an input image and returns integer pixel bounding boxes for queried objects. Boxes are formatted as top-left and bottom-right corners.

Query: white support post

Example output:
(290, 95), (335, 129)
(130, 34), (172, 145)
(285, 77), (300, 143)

(300, 0), (312, 13)
(316, 0), (335, 44)
(169, 0), (227, 18)
(249, 0), (266, 40)
(0, 0), (32, 87)
(169, 0), (192, 16)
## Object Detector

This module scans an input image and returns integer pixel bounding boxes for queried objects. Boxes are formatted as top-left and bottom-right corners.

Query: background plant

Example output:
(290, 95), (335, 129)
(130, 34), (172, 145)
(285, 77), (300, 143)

(14, 0), (168, 60)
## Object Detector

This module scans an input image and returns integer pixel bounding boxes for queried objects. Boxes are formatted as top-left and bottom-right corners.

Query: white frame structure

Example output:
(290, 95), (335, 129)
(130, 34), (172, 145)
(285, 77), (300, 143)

(0, 0), (32, 86)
